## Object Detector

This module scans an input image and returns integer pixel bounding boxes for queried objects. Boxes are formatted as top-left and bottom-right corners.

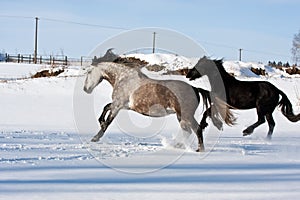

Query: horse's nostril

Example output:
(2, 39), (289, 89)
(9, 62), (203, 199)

(83, 86), (90, 93)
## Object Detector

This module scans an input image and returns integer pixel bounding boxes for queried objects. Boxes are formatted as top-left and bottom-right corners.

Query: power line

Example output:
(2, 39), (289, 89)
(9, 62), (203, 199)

(243, 49), (290, 58)
(199, 40), (291, 59)
(0, 15), (129, 31)
(40, 17), (129, 31)
(0, 15), (293, 60)
(0, 15), (33, 19)
(198, 40), (238, 50)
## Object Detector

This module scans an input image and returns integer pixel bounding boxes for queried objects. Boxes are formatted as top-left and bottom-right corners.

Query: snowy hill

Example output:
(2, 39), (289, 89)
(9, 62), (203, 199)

(1, 53), (299, 79)
(126, 53), (300, 78)
(0, 55), (300, 199)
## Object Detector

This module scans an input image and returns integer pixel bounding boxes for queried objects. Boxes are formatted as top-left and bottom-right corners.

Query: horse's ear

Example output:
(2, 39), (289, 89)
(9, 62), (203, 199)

(202, 56), (211, 61)
(197, 56), (207, 63)
(215, 58), (224, 65)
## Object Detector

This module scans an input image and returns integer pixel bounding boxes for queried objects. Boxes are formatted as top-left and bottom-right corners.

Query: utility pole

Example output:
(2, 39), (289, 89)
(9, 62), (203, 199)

(239, 48), (242, 61)
(34, 17), (39, 64)
(152, 32), (156, 54)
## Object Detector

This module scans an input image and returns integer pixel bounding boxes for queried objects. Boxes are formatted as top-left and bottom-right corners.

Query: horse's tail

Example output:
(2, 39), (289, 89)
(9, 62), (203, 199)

(278, 90), (300, 122)
(196, 87), (211, 110)
(211, 97), (236, 126)
(196, 88), (236, 127)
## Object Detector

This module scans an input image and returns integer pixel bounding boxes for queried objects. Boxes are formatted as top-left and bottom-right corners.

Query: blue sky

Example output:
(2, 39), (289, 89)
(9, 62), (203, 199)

(0, 0), (299, 63)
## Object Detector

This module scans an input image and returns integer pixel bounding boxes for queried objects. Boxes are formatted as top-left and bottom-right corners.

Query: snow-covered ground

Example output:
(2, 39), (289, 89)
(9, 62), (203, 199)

(0, 55), (300, 199)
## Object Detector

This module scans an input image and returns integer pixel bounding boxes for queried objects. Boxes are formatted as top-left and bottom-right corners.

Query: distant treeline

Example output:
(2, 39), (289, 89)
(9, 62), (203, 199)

(261, 61), (300, 75)
(267, 61), (298, 69)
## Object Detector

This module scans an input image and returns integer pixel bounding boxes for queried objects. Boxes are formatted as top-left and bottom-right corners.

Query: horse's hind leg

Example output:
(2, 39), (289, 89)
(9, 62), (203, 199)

(177, 120), (192, 148)
(266, 113), (275, 140)
(177, 119), (204, 151)
(201, 107), (223, 131)
(191, 119), (205, 152)
(200, 108), (210, 130)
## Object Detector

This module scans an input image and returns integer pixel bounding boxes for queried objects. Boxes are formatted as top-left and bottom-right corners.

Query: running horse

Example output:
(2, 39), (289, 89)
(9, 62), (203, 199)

(83, 50), (234, 152)
(186, 56), (300, 139)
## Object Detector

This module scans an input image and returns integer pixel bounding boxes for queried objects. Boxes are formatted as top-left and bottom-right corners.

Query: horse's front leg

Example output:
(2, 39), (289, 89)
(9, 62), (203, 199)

(98, 103), (112, 125)
(91, 103), (112, 142)
(91, 104), (120, 142)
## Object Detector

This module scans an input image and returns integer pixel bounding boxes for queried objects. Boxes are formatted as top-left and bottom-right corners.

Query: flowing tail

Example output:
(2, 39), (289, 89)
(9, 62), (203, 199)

(197, 88), (236, 127)
(211, 97), (236, 126)
(196, 87), (211, 110)
(278, 90), (300, 122)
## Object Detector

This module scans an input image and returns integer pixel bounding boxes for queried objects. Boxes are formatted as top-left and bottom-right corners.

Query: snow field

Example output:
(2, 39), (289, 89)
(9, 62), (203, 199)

(0, 55), (299, 199)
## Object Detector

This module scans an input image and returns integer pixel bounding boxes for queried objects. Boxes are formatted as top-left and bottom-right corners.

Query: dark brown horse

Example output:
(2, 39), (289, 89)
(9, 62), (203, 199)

(83, 51), (233, 152)
(186, 56), (300, 139)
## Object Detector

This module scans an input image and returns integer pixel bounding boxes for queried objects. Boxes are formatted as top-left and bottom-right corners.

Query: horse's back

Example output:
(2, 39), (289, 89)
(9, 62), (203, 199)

(163, 80), (200, 102)
(128, 79), (199, 117)
(227, 79), (280, 109)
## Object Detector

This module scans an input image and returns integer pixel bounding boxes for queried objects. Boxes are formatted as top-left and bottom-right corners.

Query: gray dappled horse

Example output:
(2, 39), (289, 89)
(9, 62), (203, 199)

(83, 51), (234, 152)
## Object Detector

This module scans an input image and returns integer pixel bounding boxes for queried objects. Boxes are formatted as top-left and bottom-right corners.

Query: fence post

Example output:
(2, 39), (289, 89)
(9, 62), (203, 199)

(29, 55), (31, 64)
(65, 56), (67, 65)
(40, 56), (42, 64)
(81, 56), (83, 66)
(21, 55), (23, 63)
(18, 54), (20, 63)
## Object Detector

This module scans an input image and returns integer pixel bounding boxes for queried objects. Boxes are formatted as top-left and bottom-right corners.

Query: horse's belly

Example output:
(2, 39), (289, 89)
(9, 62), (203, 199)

(136, 106), (175, 117)
(128, 86), (177, 117)
(129, 99), (175, 117)
(230, 99), (256, 109)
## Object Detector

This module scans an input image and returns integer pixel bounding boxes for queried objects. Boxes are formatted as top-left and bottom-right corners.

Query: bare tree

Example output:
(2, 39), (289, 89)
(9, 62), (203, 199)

(291, 30), (300, 64)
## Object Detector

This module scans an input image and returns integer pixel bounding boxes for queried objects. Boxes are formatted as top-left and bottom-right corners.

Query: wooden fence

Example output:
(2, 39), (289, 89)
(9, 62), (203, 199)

(3, 54), (68, 65)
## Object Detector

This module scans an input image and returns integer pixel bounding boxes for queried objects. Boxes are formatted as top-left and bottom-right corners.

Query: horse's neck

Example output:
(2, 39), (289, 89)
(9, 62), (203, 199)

(208, 64), (237, 97)
(217, 65), (236, 82)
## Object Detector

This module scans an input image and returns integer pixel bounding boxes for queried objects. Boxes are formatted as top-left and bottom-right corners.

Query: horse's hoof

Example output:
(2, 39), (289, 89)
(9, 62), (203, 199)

(196, 147), (205, 152)
(243, 128), (253, 136)
(266, 135), (272, 140)
(91, 137), (100, 142)
(217, 125), (223, 131)
(243, 132), (251, 136)
(174, 142), (185, 149)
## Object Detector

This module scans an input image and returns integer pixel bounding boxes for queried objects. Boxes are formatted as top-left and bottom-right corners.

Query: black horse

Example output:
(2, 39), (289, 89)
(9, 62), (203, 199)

(186, 56), (300, 139)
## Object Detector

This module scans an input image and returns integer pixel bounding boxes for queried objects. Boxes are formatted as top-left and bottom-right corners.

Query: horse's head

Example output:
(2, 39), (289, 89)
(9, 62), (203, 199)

(186, 56), (216, 80)
(83, 65), (104, 94)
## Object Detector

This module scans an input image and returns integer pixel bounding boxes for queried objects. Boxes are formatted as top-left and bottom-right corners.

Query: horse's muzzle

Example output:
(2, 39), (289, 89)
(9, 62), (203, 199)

(83, 86), (92, 94)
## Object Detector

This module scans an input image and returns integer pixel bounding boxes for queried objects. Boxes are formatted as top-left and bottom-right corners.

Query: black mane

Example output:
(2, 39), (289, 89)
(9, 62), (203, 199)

(211, 58), (235, 80)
